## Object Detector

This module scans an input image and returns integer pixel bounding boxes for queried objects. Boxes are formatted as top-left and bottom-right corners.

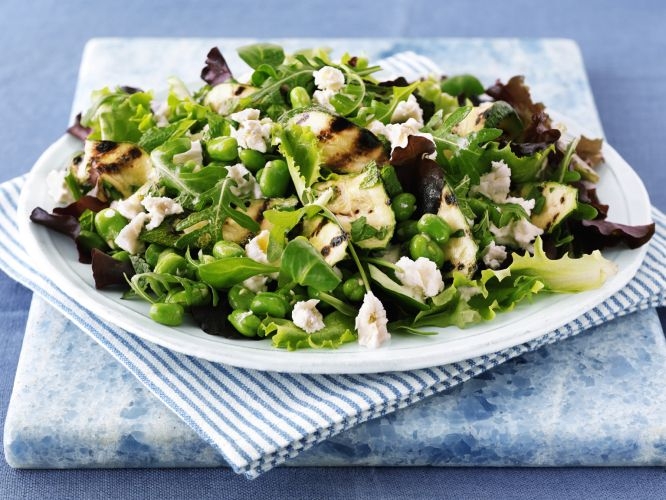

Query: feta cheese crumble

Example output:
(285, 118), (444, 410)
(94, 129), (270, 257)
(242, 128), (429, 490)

(391, 94), (424, 125)
(230, 108), (273, 153)
(292, 299), (326, 333)
(245, 230), (271, 264)
(472, 160), (511, 203)
(312, 89), (336, 112)
(482, 241), (508, 269)
(226, 163), (262, 198)
(242, 275), (269, 293)
(172, 140), (203, 166)
(313, 66), (345, 92)
(355, 291), (390, 349)
(371, 117), (435, 151)
(142, 196), (184, 230)
(395, 256), (444, 299)
(311, 66), (346, 112)
(112, 193), (144, 220)
(114, 212), (148, 254)
(46, 169), (74, 205)
(491, 219), (544, 253)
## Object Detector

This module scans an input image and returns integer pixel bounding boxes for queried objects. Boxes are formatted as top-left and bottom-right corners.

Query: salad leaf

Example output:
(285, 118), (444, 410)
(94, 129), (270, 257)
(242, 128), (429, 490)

(278, 236), (341, 292)
(198, 257), (279, 289)
(266, 312), (357, 350)
(576, 219), (656, 251)
(480, 141), (554, 183)
(486, 76), (560, 144)
(91, 248), (134, 289)
(238, 43), (285, 70)
(81, 87), (155, 143)
(492, 237), (617, 292)
(440, 74), (485, 98)
(200, 47), (233, 85)
(278, 123), (322, 203)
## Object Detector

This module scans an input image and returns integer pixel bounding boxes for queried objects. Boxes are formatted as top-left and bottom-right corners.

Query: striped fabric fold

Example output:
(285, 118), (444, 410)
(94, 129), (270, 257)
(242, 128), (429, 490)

(1, 174), (665, 477)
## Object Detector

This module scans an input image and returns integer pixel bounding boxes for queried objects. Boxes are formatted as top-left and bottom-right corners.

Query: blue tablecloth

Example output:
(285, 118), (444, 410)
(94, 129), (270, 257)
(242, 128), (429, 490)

(2, 0), (665, 498)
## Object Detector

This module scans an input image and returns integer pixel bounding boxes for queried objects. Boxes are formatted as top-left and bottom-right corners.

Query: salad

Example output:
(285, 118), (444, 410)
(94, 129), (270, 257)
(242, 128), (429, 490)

(32, 44), (655, 350)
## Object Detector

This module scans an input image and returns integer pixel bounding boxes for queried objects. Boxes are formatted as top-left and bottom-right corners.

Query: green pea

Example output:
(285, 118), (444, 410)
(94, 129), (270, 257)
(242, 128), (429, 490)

(250, 292), (290, 318)
(145, 243), (165, 267)
(392, 192), (417, 222)
(227, 284), (256, 311)
(342, 276), (365, 302)
(77, 230), (107, 251)
(154, 252), (190, 276)
(394, 220), (419, 242)
(258, 159), (290, 198)
(239, 149), (267, 173)
(206, 136), (238, 162)
(111, 250), (131, 263)
(150, 302), (184, 326)
(416, 213), (452, 244)
(165, 285), (210, 307)
(409, 234), (445, 268)
(212, 240), (244, 259)
(289, 86), (311, 108)
(228, 310), (261, 337)
(94, 208), (128, 248)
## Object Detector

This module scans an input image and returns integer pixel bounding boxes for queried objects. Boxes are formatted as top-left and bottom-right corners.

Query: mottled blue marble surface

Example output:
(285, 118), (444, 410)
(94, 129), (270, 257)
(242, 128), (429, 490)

(5, 297), (666, 468)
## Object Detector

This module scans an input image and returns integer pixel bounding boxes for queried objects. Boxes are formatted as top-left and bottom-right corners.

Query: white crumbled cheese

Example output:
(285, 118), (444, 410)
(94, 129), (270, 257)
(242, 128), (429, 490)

(46, 169), (75, 205)
(505, 196), (536, 216)
(391, 94), (423, 125)
(382, 118), (435, 151)
(242, 275), (269, 293)
(292, 299), (326, 333)
(114, 212), (148, 255)
(111, 193), (144, 220)
(172, 140), (203, 166)
(472, 160), (511, 203)
(142, 196), (184, 230)
(355, 291), (390, 349)
(367, 119), (387, 138)
(395, 256), (444, 299)
(245, 229), (271, 264)
(229, 108), (273, 153)
(313, 66), (345, 92)
(482, 241), (508, 269)
(230, 108), (261, 122)
(312, 89), (336, 112)
(491, 219), (544, 254)
(226, 163), (260, 198)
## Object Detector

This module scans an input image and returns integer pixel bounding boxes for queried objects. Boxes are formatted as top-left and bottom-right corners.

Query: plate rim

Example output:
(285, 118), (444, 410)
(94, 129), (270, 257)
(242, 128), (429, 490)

(17, 119), (652, 374)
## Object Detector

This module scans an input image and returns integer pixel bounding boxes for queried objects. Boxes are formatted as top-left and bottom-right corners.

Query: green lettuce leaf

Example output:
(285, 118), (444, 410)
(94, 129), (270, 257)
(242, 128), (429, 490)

(266, 312), (357, 350)
(81, 87), (155, 143)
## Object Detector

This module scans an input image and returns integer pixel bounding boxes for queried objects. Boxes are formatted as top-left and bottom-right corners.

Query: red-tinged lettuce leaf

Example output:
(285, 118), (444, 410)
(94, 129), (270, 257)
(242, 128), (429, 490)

(67, 112), (92, 141)
(486, 76), (561, 144)
(580, 219), (656, 250)
(574, 181), (609, 219)
(30, 207), (93, 263)
(119, 85), (142, 95)
(52, 196), (109, 218)
(389, 136), (444, 213)
(189, 302), (261, 340)
(200, 47), (233, 86)
(91, 248), (134, 289)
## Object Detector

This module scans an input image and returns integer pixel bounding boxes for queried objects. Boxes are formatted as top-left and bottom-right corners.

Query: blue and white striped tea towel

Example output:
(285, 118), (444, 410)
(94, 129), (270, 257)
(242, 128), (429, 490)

(1, 53), (665, 478)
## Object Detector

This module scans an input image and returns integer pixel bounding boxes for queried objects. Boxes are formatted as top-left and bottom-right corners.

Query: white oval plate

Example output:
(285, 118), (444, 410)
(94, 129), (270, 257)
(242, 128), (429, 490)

(17, 120), (652, 374)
